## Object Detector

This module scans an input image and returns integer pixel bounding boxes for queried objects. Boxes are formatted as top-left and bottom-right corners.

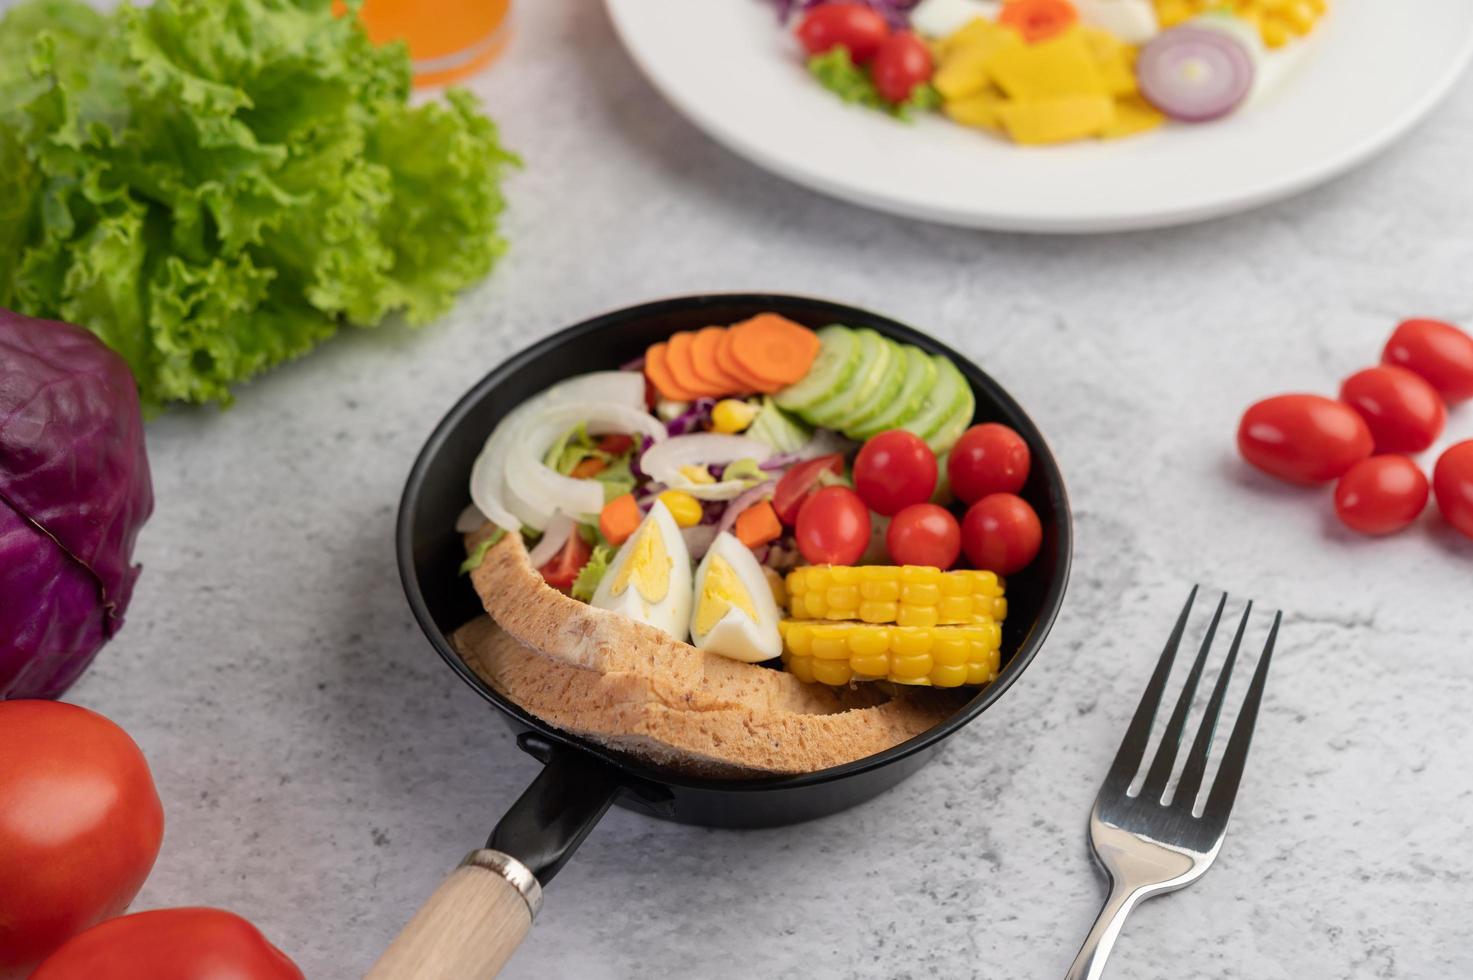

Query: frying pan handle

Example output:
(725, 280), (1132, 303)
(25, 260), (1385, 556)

(365, 849), (540, 980)
(366, 739), (649, 979)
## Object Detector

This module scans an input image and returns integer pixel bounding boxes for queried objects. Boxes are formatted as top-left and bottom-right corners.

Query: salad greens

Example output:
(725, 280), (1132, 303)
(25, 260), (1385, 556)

(806, 48), (940, 120)
(543, 424), (638, 501)
(0, 0), (518, 409)
(570, 543), (616, 602)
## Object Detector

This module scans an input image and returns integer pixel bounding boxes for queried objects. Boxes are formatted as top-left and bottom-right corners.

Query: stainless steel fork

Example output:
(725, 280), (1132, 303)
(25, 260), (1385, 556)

(1065, 588), (1281, 980)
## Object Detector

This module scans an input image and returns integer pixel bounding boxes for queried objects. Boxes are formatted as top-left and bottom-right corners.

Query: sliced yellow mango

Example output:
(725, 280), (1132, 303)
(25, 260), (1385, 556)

(988, 28), (1106, 100)
(934, 21), (1023, 101)
(1099, 94), (1165, 140)
(999, 94), (1116, 145)
(943, 87), (1008, 132)
(936, 17), (1018, 60)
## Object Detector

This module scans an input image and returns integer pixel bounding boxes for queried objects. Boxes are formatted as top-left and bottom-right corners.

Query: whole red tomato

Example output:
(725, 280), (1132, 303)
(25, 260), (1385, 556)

(1333, 456), (1429, 536)
(853, 430), (937, 516)
(30, 908), (303, 980)
(886, 503), (961, 569)
(795, 3), (890, 62)
(961, 493), (1042, 576)
(948, 423), (1031, 504)
(772, 453), (845, 525)
(0, 701), (164, 979)
(796, 486), (872, 565)
(1433, 440), (1473, 540)
(1338, 365), (1446, 454)
(1382, 318), (1473, 404)
(871, 32), (933, 104)
(1237, 394), (1373, 485)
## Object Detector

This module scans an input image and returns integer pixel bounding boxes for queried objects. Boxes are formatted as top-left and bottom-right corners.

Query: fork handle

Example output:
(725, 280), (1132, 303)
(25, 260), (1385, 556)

(1064, 883), (1145, 980)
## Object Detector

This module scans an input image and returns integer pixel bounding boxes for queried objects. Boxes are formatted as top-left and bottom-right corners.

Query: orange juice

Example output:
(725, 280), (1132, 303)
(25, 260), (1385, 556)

(350, 0), (510, 87)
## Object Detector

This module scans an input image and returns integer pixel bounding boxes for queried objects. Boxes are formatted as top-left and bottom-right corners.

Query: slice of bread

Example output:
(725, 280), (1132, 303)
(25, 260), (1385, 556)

(452, 616), (955, 777)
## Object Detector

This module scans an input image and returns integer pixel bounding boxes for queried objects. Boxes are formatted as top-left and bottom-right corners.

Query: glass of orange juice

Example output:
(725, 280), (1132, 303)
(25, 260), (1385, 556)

(350, 0), (511, 87)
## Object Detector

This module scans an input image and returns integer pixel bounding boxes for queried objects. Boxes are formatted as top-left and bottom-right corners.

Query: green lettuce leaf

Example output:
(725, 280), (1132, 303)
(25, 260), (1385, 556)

(0, 0), (517, 408)
(571, 543), (616, 602)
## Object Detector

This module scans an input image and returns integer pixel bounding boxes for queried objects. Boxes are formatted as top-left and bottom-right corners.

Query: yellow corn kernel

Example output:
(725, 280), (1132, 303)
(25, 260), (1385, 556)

(780, 621), (1002, 688)
(678, 464), (715, 485)
(711, 399), (759, 434)
(763, 567), (787, 608)
(657, 490), (703, 528)
(785, 565), (1008, 626)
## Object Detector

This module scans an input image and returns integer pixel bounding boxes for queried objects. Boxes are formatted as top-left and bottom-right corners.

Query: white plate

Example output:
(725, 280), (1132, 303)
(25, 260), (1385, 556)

(605, 0), (1473, 232)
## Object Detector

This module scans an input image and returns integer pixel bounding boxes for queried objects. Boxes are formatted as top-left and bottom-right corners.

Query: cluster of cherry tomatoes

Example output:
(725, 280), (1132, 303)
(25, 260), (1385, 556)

(1237, 318), (1473, 539)
(777, 423), (1044, 576)
(0, 700), (302, 979)
(794, 3), (935, 105)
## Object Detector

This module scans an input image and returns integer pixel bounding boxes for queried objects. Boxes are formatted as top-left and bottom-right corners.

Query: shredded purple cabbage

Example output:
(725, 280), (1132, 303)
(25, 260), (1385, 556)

(631, 434), (655, 482)
(666, 397), (717, 437)
(770, 0), (919, 29)
(700, 499), (729, 526)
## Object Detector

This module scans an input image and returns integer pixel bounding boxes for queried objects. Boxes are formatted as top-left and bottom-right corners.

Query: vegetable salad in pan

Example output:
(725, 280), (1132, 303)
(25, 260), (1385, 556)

(775, 0), (1328, 146)
(462, 313), (1043, 690)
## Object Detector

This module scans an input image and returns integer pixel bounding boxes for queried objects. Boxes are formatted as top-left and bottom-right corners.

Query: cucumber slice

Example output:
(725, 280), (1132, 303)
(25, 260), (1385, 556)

(851, 345), (936, 439)
(746, 397), (812, 454)
(805, 329), (893, 428)
(773, 325), (860, 414)
(921, 383), (975, 454)
(834, 336), (907, 432)
(901, 355), (969, 447)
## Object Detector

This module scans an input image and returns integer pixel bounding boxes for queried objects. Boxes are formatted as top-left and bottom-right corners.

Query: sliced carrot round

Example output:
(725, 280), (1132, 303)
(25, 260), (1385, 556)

(645, 341), (703, 402)
(728, 313), (822, 389)
(717, 327), (778, 394)
(690, 326), (748, 395)
(666, 331), (721, 398)
(999, 0), (1077, 43)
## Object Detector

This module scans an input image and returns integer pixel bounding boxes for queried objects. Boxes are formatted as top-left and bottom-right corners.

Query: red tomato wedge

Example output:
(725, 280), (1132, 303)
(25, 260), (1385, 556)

(773, 453), (845, 525)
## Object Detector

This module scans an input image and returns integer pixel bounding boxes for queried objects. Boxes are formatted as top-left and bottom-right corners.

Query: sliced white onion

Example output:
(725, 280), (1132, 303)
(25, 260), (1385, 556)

(504, 401), (667, 530)
(469, 372), (644, 532)
(455, 503), (489, 533)
(789, 428), (856, 462)
(641, 434), (773, 483)
(526, 514), (577, 567)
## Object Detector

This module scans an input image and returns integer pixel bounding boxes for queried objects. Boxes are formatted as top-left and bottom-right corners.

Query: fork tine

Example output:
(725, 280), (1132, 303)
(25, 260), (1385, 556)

(1201, 610), (1281, 822)
(1138, 592), (1227, 803)
(1174, 601), (1253, 810)
(1102, 585), (1198, 794)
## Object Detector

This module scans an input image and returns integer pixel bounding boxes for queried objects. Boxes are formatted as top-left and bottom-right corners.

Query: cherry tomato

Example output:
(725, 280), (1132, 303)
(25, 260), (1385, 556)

(772, 453), (845, 525)
(794, 3), (890, 62)
(947, 423), (1031, 504)
(1433, 440), (1473, 540)
(853, 430), (938, 516)
(886, 503), (962, 568)
(1237, 394), (1373, 485)
(795, 486), (872, 565)
(871, 32), (933, 104)
(1333, 456), (1429, 536)
(0, 701), (164, 979)
(31, 908), (303, 980)
(1382, 318), (1473, 404)
(961, 493), (1041, 576)
(596, 433), (635, 455)
(1338, 365), (1446, 454)
(538, 531), (592, 592)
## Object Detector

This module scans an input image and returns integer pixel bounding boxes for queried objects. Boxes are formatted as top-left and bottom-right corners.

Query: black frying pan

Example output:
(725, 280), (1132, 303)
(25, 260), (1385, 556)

(371, 295), (1072, 978)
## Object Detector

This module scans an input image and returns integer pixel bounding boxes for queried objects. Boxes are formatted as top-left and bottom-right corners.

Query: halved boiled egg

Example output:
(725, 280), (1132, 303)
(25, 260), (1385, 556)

(591, 500), (692, 641)
(689, 532), (782, 663)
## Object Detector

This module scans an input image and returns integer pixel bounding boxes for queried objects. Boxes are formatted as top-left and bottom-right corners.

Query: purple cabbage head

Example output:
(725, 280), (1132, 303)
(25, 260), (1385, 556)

(1, 309), (153, 699)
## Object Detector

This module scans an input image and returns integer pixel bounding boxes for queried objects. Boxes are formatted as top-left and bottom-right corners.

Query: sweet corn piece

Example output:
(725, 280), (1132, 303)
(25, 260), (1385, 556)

(786, 565), (1005, 625)
(779, 621), (1003, 688)
(678, 464), (715, 485)
(712, 399), (759, 434)
(1152, 0), (1329, 47)
(657, 490), (703, 528)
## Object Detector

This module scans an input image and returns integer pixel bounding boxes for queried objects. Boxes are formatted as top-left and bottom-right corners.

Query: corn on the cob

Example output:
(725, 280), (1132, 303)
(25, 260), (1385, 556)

(785, 564), (1006, 627)
(779, 620), (1002, 688)
(1152, 0), (1328, 47)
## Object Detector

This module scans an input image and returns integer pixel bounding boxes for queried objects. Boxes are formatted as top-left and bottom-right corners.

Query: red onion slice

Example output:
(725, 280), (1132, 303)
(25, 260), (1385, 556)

(1137, 26), (1255, 123)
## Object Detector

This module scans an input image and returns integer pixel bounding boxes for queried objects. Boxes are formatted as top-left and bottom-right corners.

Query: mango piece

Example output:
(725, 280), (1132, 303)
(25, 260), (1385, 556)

(943, 87), (1008, 132)
(937, 16), (1017, 60)
(988, 28), (1106, 100)
(935, 20), (1023, 100)
(1097, 52), (1138, 97)
(1099, 94), (1165, 139)
(999, 94), (1116, 145)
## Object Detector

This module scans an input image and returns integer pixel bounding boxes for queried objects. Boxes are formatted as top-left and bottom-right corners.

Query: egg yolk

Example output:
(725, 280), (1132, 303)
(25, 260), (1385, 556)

(611, 519), (671, 603)
(694, 555), (758, 637)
